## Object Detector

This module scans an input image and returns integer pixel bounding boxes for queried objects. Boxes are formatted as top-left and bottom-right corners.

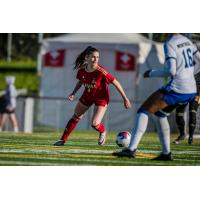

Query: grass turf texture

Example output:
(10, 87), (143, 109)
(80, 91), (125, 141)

(0, 131), (200, 166)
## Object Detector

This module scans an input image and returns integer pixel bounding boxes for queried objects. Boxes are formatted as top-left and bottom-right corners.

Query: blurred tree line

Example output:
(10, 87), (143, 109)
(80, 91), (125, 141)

(1, 33), (199, 61)
(142, 33), (200, 43)
(0, 33), (170, 61)
(0, 33), (64, 60)
(141, 33), (171, 42)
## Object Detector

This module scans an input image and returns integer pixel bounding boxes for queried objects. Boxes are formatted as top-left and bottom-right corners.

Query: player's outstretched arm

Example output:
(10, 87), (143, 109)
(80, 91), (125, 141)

(67, 81), (82, 101)
(143, 68), (171, 78)
(111, 79), (132, 109)
(143, 59), (176, 78)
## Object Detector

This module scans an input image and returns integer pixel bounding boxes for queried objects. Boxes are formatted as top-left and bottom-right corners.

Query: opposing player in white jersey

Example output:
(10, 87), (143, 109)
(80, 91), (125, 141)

(113, 34), (200, 161)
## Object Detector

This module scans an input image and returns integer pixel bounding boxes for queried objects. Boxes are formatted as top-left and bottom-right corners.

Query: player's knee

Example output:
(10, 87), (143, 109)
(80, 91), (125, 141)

(72, 113), (82, 122)
(189, 109), (197, 116)
(91, 121), (100, 128)
(137, 107), (149, 116)
(189, 123), (196, 129)
(176, 111), (184, 117)
(189, 111), (196, 125)
(190, 101), (199, 110)
(176, 115), (185, 127)
(155, 111), (166, 118)
(176, 111), (184, 121)
(154, 110), (170, 118)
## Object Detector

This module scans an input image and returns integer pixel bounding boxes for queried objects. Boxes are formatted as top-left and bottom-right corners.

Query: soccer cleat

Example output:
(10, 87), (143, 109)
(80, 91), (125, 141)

(53, 140), (65, 146)
(112, 148), (136, 158)
(173, 135), (185, 144)
(152, 152), (173, 161)
(98, 131), (106, 145)
(173, 140), (180, 144)
(188, 136), (193, 145)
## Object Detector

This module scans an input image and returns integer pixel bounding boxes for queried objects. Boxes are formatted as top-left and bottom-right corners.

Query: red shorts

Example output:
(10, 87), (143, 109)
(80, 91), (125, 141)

(79, 95), (108, 107)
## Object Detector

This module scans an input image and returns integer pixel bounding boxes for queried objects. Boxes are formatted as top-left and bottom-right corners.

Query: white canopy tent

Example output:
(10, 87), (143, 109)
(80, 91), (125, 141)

(37, 33), (173, 132)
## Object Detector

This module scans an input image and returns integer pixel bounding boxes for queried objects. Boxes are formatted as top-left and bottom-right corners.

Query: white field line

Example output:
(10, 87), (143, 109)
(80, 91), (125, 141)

(0, 160), (70, 166)
(0, 154), (149, 165)
(140, 149), (200, 155)
(0, 150), (200, 165)
(0, 142), (117, 147)
(2, 139), (200, 149)
(0, 154), (200, 165)
(0, 148), (161, 156)
(174, 158), (200, 163)
(1, 148), (200, 156)
(0, 148), (113, 154)
(1, 148), (200, 164)
(1, 144), (200, 153)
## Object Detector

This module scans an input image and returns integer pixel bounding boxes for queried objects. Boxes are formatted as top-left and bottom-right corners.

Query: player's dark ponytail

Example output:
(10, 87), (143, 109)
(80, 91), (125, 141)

(74, 46), (99, 70)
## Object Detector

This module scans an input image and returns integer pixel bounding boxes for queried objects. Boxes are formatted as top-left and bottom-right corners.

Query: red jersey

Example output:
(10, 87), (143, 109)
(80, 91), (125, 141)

(76, 65), (115, 106)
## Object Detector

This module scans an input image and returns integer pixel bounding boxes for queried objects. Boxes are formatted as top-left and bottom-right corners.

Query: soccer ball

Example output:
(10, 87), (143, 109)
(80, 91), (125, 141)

(116, 131), (131, 148)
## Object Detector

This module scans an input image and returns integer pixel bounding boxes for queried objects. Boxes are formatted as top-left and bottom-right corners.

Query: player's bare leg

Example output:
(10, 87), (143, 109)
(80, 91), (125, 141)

(54, 101), (89, 146)
(9, 113), (19, 132)
(91, 105), (107, 145)
(0, 114), (8, 131)
(141, 90), (169, 113)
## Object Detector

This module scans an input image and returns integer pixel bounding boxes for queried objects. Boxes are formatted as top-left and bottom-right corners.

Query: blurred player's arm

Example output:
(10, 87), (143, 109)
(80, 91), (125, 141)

(144, 41), (177, 78)
(111, 79), (132, 109)
(67, 80), (82, 101)
(144, 58), (176, 78)
(71, 80), (82, 95)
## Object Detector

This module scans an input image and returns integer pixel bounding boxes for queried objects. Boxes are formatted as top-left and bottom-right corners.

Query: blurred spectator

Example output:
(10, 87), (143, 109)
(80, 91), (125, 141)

(0, 76), (19, 132)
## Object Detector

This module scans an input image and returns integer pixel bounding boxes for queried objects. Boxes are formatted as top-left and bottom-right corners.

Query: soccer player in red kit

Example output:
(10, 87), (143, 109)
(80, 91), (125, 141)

(53, 46), (132, 146)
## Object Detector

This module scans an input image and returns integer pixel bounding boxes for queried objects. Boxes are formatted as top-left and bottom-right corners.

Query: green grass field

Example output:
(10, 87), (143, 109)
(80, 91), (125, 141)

(0, 131), (200, 166)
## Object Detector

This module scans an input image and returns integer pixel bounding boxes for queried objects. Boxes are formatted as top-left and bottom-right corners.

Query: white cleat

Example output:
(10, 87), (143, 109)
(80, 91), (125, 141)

(98, 131), (106, 145)
(173, 140), (180, 144)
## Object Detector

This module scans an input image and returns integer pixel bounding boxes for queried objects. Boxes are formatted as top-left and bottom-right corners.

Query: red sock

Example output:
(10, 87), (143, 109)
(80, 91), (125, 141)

(92, 122), (105, 134)
(61, 118), (79, 142)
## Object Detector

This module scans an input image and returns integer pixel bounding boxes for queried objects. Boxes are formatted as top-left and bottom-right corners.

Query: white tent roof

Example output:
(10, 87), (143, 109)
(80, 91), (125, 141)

(43, 33), (153, 44)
